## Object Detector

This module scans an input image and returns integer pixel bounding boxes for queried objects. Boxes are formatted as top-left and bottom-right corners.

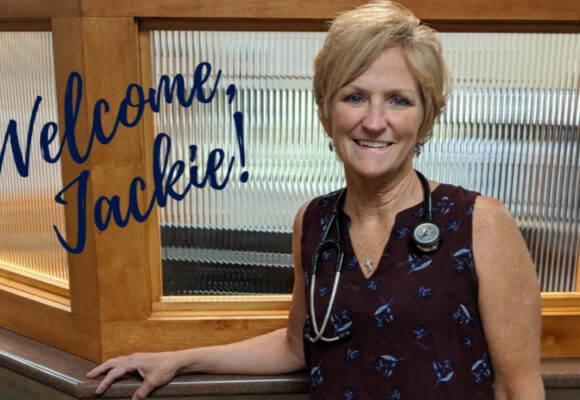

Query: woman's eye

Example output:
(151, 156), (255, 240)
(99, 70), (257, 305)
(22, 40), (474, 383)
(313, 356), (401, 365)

(392, 96), (410, 107)
(345, 94), (364, 104)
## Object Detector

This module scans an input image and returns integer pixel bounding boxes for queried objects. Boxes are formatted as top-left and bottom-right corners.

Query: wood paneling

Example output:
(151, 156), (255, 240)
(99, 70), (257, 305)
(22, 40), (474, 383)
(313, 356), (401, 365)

(80, 0), (580, 21)
(78, 16), (152, 322)
(6, 0), (576, 23)
(541, 315), (580, 357)
(101, 317), (287, 360)
(51, 16), (100, 321)
(0, 289), (100, 360)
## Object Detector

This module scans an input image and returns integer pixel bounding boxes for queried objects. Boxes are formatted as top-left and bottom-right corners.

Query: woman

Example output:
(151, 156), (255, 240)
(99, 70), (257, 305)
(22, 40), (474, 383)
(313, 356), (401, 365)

(88, 1), (544, 399)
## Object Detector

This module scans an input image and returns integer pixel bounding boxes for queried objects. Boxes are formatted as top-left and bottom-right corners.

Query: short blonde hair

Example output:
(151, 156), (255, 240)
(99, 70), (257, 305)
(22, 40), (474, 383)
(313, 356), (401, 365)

(314, 0), (449, 147)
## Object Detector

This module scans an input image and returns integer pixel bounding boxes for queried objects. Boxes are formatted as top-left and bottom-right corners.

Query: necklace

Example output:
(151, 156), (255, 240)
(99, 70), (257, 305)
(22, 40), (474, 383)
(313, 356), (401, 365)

(363, 258), (373, 272)
(351, 226), (391, 275)
(349, 176), (423, 274)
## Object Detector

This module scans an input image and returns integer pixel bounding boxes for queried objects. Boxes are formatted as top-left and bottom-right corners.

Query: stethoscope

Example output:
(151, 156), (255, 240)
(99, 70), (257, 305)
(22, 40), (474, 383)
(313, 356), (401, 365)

(305, 170), (442, 344)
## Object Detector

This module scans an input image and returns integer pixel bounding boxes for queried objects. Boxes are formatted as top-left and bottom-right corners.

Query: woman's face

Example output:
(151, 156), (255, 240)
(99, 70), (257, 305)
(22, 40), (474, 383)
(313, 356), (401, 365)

(328, 46), (424, 182)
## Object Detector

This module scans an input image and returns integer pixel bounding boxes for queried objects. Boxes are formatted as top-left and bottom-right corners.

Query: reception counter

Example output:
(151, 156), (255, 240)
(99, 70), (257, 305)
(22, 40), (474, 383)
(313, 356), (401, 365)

(0, 327), (578, 399)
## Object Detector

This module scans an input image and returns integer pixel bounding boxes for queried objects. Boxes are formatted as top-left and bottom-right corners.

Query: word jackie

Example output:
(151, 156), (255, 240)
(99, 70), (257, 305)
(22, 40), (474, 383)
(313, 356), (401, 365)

(0, 63), (248, 253)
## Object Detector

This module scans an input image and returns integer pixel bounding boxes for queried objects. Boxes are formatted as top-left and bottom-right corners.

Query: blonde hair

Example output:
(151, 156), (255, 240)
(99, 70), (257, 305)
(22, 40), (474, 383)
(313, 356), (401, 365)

(314, 0), (449, 148)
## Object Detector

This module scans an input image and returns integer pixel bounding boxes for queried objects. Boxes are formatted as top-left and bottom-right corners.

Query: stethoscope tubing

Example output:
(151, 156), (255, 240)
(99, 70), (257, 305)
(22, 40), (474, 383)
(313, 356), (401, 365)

(308, 268), (343, 343)
(307, 190), (346, 343)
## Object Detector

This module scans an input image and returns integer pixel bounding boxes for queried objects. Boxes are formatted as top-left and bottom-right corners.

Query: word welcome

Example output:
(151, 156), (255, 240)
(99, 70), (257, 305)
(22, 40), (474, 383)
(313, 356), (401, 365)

(0, 63), (248, 253)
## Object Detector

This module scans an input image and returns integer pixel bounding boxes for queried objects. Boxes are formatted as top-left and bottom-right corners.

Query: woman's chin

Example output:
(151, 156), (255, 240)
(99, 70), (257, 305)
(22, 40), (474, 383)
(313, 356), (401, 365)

(346, 165), (403, 182)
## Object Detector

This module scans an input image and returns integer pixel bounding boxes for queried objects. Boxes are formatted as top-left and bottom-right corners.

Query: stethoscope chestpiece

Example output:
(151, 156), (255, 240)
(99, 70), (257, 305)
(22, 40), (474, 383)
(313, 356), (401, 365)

(411, 220), (441, 252)
(412, 170), (442, 253)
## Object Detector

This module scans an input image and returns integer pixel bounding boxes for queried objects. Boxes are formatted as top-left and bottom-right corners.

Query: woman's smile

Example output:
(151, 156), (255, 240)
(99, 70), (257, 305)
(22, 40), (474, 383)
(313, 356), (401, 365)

(353, 139), (393, 149)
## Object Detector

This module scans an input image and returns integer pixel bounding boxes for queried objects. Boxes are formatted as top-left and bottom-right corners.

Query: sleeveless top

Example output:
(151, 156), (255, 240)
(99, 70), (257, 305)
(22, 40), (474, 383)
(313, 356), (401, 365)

(301, 183), (495, 400)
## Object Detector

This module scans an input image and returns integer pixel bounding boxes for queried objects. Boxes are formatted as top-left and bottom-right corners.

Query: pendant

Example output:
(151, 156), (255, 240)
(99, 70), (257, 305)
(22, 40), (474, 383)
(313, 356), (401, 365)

(364, 258), (372, 272)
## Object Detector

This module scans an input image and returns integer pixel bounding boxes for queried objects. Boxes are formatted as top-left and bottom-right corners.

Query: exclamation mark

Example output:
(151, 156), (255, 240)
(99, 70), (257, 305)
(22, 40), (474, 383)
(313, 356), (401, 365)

(227, 84), (248, 183)
(233, 111), (248, 183)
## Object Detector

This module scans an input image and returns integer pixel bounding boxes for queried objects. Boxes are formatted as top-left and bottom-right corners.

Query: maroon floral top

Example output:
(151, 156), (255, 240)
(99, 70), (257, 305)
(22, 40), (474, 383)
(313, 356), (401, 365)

(301, 183), (495, 399)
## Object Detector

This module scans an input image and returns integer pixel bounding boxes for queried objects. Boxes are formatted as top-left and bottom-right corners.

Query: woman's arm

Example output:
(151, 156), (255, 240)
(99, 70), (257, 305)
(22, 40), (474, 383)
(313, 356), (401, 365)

(473, 196), (544, 400)
(87, 204), (309, 400)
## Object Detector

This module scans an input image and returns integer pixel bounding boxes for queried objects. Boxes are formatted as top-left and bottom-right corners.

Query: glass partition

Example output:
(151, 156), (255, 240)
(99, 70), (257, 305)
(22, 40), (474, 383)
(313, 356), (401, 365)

(150, 31), (579, 294)
(0, 32), (68, 290)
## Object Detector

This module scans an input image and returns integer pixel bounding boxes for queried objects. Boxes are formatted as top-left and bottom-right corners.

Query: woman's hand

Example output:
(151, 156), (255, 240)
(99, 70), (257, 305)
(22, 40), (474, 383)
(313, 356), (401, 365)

(86, 351), (180, 400)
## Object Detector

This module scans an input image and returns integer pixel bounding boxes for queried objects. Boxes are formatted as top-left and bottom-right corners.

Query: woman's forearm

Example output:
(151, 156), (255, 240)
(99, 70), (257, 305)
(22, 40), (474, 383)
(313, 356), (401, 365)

(174, 327), (305, 375)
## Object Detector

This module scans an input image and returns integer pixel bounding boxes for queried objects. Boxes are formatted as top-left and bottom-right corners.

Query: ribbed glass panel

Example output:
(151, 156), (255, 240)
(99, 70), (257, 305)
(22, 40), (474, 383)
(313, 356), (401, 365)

(152, 31), (579, 294)
(152, 31), (338, 295)
(416, 33), (579, 292)
(0, 32), (68, 289)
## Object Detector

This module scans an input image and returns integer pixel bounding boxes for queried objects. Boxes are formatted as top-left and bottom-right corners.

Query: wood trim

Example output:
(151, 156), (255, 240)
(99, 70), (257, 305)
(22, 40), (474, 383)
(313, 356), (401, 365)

(0, 19), (51, 31)
(0, 269), (69, 298)
(2, 1), (577, 32)
(138, 30), (164, 306)
(577, 254), (580, 291)
(153, 295), (292, 312)
(0, 274), (71, 311)
(0, 278), (70, 310)
(140, 18), (580, 33)
(426, 20), (580, 34)
(542, 292), (580, 316)
(80, 0), (580, 21)
(139, 18), (329, 32)
(0, 0), (80, 18)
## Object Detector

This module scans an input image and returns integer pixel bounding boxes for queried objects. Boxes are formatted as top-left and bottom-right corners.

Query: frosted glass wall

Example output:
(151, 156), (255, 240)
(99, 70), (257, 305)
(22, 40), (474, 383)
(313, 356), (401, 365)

(0, 32), (68, 289)
(417, 33), (579, 293)
(151, 31), (579, 294)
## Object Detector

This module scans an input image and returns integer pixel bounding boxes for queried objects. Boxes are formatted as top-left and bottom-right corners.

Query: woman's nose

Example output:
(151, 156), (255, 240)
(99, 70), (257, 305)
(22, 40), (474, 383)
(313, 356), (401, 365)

(361, 102), (387, 133)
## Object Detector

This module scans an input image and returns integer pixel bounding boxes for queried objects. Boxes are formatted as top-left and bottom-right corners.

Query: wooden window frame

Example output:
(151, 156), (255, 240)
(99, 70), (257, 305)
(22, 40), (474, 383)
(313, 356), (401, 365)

(0, 0), (578, 362)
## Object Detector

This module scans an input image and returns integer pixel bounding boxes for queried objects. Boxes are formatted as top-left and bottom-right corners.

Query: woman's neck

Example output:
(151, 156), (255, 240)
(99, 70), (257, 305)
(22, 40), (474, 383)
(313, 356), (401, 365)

(342, 167), (422, 223)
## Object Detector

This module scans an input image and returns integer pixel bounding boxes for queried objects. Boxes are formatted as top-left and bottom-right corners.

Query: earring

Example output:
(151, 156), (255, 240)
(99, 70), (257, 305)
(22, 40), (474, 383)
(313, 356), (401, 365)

(328, 139), (334, 152)
(414, 142), (422, 156)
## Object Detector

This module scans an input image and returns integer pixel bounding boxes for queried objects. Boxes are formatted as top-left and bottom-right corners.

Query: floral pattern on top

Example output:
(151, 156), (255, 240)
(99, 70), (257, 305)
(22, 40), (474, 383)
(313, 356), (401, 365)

(302, 184), (494, 399)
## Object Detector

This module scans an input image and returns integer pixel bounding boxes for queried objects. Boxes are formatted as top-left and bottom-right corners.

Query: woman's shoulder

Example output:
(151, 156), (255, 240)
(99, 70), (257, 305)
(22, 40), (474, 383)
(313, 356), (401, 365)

(473, 195), (516, 233)
(432, 181), (480, 199)
(471, 193), (525, 273)
(428, 181), (481, 216)
(301, 189), (343, 217)
(294, 189), (343, 243)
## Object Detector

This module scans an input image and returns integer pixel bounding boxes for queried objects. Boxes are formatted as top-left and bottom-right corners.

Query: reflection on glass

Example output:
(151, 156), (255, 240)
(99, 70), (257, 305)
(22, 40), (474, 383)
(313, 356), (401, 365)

(152, 31), (579, 294)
